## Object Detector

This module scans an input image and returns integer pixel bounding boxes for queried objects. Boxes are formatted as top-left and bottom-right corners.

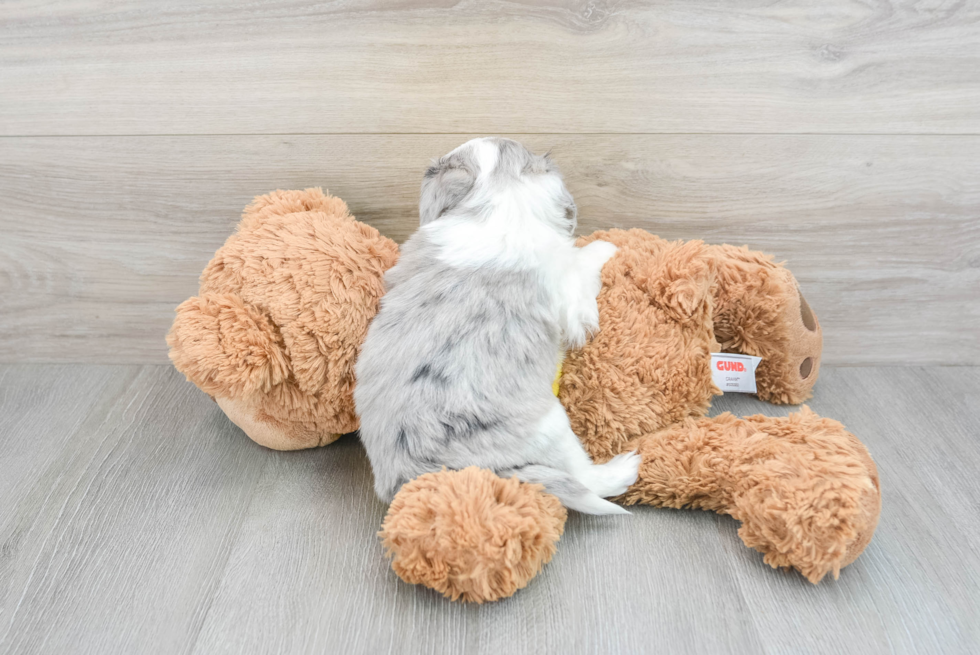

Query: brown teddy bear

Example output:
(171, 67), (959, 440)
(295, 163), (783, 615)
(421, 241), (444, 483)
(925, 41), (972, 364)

(168, 188), (880, 603)
(167, 188), (398, 450)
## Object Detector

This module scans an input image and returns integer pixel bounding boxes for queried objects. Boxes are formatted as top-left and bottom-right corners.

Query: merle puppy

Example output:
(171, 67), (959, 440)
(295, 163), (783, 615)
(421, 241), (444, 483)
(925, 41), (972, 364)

(355, 137), (639, 514)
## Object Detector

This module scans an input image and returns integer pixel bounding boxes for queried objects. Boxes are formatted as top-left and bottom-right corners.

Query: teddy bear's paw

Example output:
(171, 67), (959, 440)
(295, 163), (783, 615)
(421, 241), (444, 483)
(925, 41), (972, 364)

(732, 411), (881, 583)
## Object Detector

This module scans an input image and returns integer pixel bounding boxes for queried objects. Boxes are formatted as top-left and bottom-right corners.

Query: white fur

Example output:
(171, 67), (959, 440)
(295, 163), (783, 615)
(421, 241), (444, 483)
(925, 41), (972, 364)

(424, 140), (617, 349)
(423, 137), (640, 513)
(528, 402), (638, 515)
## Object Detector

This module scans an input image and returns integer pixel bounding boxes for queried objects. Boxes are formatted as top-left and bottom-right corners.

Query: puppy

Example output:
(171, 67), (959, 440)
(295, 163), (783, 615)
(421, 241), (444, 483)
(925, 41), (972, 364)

(354, 137), (640, 514)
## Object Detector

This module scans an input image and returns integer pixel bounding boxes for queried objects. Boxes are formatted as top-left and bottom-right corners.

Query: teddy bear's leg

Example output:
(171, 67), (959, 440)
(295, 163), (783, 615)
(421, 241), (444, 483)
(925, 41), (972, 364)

(705, 244), (823, 404)
(378, 467), (567, 602)
(619, 408), (880, 583)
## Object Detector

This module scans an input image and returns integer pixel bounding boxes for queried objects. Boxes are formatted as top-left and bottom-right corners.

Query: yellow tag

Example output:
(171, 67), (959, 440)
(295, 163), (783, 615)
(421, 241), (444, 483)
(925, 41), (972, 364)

(552, 358), (563, 397)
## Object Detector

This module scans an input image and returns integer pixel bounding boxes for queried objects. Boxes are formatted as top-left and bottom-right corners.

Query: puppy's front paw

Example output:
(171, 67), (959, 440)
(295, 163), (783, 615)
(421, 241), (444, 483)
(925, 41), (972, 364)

(579, 240), (618, 302)
(562, 296), (600, 349)
(562, 240), (617, 348)
(581, 240), (619, 270)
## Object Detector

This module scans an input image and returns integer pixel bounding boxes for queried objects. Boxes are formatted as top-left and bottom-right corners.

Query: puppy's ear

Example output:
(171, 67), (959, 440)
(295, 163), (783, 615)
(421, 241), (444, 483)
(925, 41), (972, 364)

(419, 154), (476, 225)
(522, 151), (557, 176)
(565, 200), (578, 225)
(561, 188), (578, 234)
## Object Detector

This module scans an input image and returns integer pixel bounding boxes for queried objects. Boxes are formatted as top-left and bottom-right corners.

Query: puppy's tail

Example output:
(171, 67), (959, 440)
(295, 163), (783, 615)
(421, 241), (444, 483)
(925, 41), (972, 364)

(500, 465), (629, 516)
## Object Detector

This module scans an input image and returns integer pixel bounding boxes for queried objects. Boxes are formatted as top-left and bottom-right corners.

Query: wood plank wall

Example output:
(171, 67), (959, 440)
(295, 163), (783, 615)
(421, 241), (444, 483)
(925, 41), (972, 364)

(1, 1), (978, 364)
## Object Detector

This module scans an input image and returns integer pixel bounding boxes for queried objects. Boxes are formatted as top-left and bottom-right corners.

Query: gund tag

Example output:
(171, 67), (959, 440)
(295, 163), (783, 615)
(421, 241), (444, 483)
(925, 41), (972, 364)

(710, 353), (763, 394)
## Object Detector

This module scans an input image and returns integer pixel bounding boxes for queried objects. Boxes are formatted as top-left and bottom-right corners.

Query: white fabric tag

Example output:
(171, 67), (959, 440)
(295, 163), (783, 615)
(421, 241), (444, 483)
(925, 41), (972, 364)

(710, 353), (763, 394)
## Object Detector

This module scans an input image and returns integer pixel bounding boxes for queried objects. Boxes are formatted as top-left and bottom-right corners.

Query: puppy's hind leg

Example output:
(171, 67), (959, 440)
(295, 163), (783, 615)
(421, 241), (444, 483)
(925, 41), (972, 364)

(578, 451), (643, 498)
(541, 401), (640, 499)
(500, 464), (629, 515)
(512, 402), (638, 514)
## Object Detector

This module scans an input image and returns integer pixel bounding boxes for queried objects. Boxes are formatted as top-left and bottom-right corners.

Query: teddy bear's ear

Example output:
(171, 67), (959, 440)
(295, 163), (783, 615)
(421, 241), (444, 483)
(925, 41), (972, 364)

(167, 293), (290, 399)
(239, 187), (352, 232)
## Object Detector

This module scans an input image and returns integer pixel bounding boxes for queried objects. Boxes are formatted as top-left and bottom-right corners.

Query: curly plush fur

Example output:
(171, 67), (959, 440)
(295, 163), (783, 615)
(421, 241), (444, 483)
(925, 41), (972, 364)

(168, 188), (399, 449)
(169, 188), (878, 603)
(379, 467), (567, 602)
(559, 228), (823, 462)
(620, 409), (880, 583)
(559, 230), (720, 461)
(385, 228), (873, 601)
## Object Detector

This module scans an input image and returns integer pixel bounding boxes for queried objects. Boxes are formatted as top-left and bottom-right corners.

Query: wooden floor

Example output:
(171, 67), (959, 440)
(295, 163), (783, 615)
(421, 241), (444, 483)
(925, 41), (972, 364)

(1, 364), (978, 655)
(2, 2), (979, 653)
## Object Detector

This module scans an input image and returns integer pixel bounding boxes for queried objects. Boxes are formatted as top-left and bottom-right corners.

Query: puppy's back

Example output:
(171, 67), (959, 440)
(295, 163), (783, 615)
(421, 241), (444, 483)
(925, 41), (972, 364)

(355, 231), (561, 501)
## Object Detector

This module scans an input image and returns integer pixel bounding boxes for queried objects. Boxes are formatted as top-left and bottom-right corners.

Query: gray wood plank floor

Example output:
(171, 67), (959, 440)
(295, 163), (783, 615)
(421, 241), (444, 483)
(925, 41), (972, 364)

(1, 365), (977, 654)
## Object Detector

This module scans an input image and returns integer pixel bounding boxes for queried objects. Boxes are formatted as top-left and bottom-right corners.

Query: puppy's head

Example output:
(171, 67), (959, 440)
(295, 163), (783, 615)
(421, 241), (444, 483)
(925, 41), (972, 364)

(420, 137), (577, 235)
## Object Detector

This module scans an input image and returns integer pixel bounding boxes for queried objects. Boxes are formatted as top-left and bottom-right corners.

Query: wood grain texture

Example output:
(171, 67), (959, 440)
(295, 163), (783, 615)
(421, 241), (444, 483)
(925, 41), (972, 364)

(0, 365), (978, 654)
(1, 1), (980, 135)
(712, 366), (980, 654)
(1, 134), (978, 365)
(0, 365), (270, 655)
